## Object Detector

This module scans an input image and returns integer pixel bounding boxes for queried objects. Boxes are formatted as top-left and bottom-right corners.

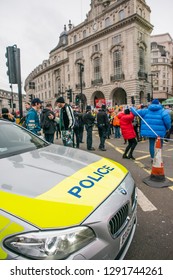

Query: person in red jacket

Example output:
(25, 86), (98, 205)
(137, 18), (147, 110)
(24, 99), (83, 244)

(118, 108), (137, 160)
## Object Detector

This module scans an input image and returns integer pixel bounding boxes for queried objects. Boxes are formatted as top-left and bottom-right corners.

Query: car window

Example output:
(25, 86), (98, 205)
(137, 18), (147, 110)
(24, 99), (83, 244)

(0, 121), (49, 158)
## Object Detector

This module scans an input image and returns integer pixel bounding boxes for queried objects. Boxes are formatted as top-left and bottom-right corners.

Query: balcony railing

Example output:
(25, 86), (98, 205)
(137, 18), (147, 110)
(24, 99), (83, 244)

(75, 81), (86, 89)
(110, 73), (125, 82)
(91, 78), (103, 85)
(138, 71), (148, 80)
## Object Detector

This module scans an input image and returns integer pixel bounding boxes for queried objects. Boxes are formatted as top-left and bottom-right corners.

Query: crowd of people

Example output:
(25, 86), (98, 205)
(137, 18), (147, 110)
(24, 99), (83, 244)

(1, 97), (173, 162)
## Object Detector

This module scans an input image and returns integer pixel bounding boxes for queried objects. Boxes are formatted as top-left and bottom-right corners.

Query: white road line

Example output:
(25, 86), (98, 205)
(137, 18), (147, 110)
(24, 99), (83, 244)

(137, 188), (157, 212)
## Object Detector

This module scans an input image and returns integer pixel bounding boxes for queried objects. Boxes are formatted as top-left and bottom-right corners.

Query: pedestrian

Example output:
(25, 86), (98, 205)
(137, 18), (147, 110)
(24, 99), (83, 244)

(164, 105), (173, 142)
(113, 110), (121, 138)
(118, 108), (137, 160)
(78, 108), (84, 143)
(56, 96), (75, 147)
(73, 107), (80, 148)
(82, 105), (95, 150)
(133, 116), (140, 142)
(131, 99), (171, 161)
(96, 104), (109, 151)
(1, 108), (15, 122)
(40, 103), (56, 143)
(25, 98), (42, 135)
(55, 111), (61, 139)
(19, 102), (31, 127)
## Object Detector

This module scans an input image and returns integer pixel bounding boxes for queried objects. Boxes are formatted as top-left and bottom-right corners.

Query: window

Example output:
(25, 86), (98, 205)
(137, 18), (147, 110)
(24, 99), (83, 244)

(153, 58), (158, 63)
(105, 17), (110, 27)
(83, 30), (87, 38)
(139, 8), (142, 16)
(139, 47), (145, 73)
(92, 43), (100, 53)
(113, 50), (122, 76)
(119, 10), (125, 20)
(94, 57), (101, 80)
(74, 35), (77, 43)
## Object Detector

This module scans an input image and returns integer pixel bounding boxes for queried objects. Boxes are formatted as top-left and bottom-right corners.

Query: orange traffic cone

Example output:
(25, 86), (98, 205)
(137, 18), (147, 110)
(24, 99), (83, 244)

(143, 137), (172, 188)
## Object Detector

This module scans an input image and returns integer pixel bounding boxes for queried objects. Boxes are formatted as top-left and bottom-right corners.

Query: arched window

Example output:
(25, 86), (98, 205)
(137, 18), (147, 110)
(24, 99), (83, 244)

(113, 50), (122, 77)
(119, 10), (125, 20)
(94, 57), (101, 80)
(139, 47), (145, 73)
(105, 17), (110, 27)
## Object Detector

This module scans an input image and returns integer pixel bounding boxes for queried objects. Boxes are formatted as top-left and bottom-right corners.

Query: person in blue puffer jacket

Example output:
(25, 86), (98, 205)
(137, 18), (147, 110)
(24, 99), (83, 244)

(131, 99), (171, 161)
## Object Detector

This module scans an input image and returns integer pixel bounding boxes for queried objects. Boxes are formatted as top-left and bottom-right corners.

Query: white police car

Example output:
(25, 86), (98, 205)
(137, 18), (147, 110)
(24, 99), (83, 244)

(0, 119), (137, 260)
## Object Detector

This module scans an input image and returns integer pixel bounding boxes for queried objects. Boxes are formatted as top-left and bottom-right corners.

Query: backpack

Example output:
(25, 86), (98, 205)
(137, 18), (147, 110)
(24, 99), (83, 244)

(19, 116), (27, 128)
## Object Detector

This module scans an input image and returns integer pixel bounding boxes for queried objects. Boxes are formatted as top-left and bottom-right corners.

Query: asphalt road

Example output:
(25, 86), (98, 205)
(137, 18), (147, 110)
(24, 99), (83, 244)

(55, 130), (173, 260)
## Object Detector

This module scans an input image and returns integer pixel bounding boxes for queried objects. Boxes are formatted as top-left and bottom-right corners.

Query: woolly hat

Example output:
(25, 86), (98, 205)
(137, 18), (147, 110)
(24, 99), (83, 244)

(124, 108), (130, 114)
(56, 97), (65, 103)
(86, 105), (91, 111)
(2, 108), (9, 114)
(151, 99), (159, 105)
(101, 104), (106, 110)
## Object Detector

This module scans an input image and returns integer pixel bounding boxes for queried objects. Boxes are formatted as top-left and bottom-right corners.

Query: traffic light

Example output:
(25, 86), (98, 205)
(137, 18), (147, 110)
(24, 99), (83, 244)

(75, 95), (80, 105)
(8, 99), (12, 108)
(131, 96), (135, 105)
(67, 89), (72, 102)
(147, 93), (150, 102)
(28, 94), (33, 103)
(5, 46), (17, 84)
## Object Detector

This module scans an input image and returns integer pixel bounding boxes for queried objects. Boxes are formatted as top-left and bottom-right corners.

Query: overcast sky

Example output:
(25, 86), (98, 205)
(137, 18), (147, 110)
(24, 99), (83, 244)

(1, 0), (173, 93)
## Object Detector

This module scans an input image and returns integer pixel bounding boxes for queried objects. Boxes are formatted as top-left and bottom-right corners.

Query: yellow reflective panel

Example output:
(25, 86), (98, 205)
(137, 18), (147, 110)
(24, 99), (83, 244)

(0, 215), (10, 230)
(0, 158), (127, 228)
(0, 215), (24, 260)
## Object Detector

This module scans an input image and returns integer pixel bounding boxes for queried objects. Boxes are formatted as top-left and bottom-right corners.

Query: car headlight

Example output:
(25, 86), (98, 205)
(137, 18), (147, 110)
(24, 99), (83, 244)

(4, 226), (95, 259)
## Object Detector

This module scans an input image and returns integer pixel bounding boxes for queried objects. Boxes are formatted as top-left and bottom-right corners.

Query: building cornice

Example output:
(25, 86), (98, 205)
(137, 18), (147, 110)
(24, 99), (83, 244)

(65, 13), (153, 52)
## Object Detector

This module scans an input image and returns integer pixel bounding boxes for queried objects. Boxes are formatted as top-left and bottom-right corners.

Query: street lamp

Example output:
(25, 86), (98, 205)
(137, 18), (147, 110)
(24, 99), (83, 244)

(77, 62), (84, 111)
(148, 73), (156, 100)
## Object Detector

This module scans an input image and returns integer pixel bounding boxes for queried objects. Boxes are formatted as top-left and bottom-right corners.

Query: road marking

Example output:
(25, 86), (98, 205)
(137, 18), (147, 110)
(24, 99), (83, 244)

(106, 139), (173, 189)
(137, 189), (157, 212)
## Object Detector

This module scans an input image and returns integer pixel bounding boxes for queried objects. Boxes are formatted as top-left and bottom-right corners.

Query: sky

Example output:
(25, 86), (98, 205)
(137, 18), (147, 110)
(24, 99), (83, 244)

(0, 0), (173, 93)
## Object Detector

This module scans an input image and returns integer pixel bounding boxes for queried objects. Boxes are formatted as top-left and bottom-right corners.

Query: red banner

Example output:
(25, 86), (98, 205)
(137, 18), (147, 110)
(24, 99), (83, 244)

(95, 98), (106, 108)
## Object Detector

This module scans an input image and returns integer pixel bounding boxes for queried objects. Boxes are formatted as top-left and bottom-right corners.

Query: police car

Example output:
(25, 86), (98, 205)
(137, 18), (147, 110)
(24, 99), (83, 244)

(0, 119), (137, 260)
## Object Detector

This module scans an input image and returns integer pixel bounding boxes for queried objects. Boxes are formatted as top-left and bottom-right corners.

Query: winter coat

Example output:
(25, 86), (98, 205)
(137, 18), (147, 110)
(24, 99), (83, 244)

(118, 112), (136, 140)
(26, 108), (41, 135)
(113, 115), (120, 126)
(97, 109), (109, 127)
(83, 111), (95, 126)
(59, 104), (75, 131)
(40, 108), (56, 134)
(131, 104), (171, 138)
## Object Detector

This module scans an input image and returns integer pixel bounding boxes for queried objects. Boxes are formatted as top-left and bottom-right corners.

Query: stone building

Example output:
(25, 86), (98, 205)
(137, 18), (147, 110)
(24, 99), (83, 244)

(150, 33), (173, 101)
(25, 0), (153, 109)
(0, 88), (26, 114)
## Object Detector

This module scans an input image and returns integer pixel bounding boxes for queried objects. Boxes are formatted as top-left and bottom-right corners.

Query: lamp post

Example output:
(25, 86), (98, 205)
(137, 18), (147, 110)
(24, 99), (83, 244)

(148, 73), (156, 100)
(77, 62), (84, 112)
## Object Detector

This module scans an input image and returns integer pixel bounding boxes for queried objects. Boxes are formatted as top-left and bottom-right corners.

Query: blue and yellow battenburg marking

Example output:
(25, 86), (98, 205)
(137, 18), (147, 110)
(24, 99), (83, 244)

(0, 158), (127, 228)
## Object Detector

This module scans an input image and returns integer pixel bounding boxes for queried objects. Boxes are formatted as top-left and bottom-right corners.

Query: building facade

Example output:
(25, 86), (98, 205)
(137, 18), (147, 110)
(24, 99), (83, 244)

(0, 88), (26, 113)
(25, 0), (153, 108)
(150, 33), (173, 101)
